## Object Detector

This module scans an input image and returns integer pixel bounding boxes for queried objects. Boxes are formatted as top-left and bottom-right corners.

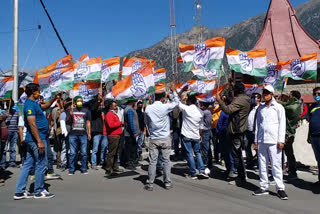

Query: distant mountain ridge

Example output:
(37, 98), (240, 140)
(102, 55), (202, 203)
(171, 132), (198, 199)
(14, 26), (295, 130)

(126, 0), (320, 81)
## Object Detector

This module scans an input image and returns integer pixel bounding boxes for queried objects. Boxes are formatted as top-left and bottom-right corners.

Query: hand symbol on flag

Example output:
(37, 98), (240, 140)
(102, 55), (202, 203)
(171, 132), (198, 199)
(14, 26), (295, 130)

(239, 53), (253, 73)
(290, 59), (306, 78)
(131, 72), (147, 99)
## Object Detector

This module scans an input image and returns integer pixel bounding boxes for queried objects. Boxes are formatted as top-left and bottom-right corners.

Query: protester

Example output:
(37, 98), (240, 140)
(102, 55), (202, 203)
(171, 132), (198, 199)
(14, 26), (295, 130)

(246, 93), (261, 169)
(199, 101), (213, 173)
(279, 90), (301, 179)
(123, 100), (140, 170)
(105, 101), (124, 176)
(67, 96), (91, 175)
(216, 83), (250, 186)
(0, 100), (20, 168)
(179, 91), (208, 179)
(14, 83), (58, 199)
(144, 83), (179, 191)
(59, 98), (72, 170)
(211, 102), (222, 163)
(216, 95), (234, 179)
(136, 100), (146, 162)
(253, 84), (288, 200)
(50, 99), (63, 169)
(0, 105), (7, 186)
(308, 87), (320, 186)
(90, 94), (108, 170)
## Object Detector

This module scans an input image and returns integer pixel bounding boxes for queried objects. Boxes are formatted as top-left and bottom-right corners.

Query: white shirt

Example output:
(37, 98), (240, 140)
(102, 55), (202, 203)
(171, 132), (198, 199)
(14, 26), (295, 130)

(247, 105), (259, 131)
(254, 99), (286, 144)
(145, 92), (179, 139)
(179, 102), (203, 139)
(18, 116), (26, 141)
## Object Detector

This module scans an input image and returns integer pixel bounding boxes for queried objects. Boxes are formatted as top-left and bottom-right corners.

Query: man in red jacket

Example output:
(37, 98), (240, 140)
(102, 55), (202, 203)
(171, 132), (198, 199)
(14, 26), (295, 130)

(105, 101), (124, 176)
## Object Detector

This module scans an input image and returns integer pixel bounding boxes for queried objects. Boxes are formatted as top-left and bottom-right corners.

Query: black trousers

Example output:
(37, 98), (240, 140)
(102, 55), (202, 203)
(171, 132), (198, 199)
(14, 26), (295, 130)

(124, 136), (137, 167)
(284, 135), (297, 175)
(106, 136), (120, 171)
(230, 133), (246, 180)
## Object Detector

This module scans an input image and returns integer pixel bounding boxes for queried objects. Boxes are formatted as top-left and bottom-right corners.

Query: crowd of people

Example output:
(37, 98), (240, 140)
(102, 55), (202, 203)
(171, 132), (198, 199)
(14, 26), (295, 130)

(0, 81), (319, 201)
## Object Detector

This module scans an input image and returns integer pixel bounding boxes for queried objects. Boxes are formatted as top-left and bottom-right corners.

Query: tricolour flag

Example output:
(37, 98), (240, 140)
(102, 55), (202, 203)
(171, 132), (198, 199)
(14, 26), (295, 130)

(0, 76), (14, 100)
(122, 57), (155, 78)
(101, 57), (120, 83)
(72, 80), (100, 103)
(279, 53), (318, 80)
(154, 68), (166, 84)
(33, 55), (74, 98)
(179, 37), (225, 80)
(226, 48), (268, 77)
(112, 63), (155, 103)
(155, 82), (166, 93)
(260, 62), (286, 91)
(196, 84), (227, 103)
(74, 57), (102, 82)
(177, 80), (216, 94)
(244, 83), (264, 97)
(78, 53), (89, 62)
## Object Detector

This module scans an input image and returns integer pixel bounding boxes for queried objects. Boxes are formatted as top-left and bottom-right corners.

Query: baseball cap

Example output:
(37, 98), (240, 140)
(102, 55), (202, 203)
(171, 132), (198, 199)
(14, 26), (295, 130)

(263, 84), (275, 94)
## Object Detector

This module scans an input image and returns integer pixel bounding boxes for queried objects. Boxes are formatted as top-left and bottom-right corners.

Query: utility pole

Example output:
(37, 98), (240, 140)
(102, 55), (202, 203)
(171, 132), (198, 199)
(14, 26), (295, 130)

(194, 0), (202, 43)
(12, 0), (19, 103)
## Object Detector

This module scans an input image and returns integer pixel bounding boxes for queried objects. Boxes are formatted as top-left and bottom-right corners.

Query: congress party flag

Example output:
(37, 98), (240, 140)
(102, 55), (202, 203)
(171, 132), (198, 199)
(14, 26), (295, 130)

(101, 57), (120, 83)
(122, 57), (155, 78)
(176, 80), (216, 94)
(179, 37), (225, 80)
(226, 48), (268, 77)
(74, 57), (102, 82)
(244, 83), (263, 97)
(112, 63), (155, 103)
(259, 62), (286, 91)
(72, 80), (100, 103)
(279, 53), (318, 80)
(155, 82), (166, 93)
(33, 55), (74, 97)
(78, 53), (89, 62)
(196, 84), (227, 103)
(0, 76), (14, 100)
(154, 68), (166, 84)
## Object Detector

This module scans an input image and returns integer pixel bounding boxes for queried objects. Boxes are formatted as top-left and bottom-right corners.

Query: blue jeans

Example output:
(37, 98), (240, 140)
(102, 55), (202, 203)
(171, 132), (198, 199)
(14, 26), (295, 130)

(15, 139), (47, 194)
(182, 135), (205, 176)
(201, 130), (213, 168)
(311, 136), (320, 182)
(137, 132), (144, 158)
(69, 135), (88, 173)
(219, 133), (235, 174)
(1, 131), (18, 166)
(91, 134), (108, 166)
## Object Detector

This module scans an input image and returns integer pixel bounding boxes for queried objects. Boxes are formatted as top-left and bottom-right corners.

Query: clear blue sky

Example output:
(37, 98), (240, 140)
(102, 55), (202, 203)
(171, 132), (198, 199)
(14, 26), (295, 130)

(0, 0), (309, 71)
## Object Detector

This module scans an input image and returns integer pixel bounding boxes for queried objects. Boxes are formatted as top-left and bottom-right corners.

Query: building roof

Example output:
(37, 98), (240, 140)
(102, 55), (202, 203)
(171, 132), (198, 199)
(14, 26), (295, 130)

(254, 0), (320, 63)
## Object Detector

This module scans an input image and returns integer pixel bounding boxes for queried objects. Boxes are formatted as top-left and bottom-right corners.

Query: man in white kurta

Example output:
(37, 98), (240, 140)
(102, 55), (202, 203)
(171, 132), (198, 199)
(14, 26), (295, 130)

(253, 84), (288, 200)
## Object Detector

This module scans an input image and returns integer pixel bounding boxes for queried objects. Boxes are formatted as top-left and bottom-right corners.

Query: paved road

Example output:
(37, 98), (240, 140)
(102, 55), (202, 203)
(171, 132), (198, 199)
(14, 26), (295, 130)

(0, 162), (319, 214)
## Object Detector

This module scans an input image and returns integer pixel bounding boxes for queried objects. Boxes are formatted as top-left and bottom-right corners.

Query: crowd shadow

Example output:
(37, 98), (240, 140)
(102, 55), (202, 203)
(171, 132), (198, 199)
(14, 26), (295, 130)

(133, 174), (166, 189)
(284, 176), (320, 194)
(104, 171), (139, 180)
(0, 169), (13, 181)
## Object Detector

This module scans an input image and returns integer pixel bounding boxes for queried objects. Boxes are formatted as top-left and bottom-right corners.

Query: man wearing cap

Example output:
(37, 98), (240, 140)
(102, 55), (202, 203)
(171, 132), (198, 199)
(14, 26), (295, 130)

(144, 83), (180, 191)
(253, 84), (288, 200)
(67, 96), (91, 175)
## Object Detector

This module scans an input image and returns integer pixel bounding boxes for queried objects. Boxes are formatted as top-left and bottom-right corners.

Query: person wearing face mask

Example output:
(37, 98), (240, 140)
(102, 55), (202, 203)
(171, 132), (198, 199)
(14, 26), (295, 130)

(105, 101), (124, 176)
(245, 93), (261, 170)
(14, 83), (59, 200)
(253, 84), (288, 200)
(67, 96), (91, 175)
(144, 83), (181, 191)
(307, 87), (320, 186)
(278, 90), (301, 180)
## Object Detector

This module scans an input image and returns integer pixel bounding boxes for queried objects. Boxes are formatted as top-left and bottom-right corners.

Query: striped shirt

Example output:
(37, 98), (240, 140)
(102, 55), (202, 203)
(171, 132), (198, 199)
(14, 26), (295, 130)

(6, 108), (20, 132)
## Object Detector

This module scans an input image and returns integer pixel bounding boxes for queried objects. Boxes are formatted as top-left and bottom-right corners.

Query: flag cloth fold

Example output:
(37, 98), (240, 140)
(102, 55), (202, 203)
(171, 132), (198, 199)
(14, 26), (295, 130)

(101, 57), (120, 83)
(155, 82), (166, 93)
(122, 57), (155, 78)
(72, 80), (100, 103)
(78, 53), (89, 62)
(0, 76), (14, 100)
(226, 48), (268, 77)
(244, 83), (264, 97)
(154, 68), (166, 84)
(177, 80), (216, 94)
(196, 84), (227, 103)
(74, 57), (102, 82)
(112, 63), (155, 102)
(179, 37), (225, 80)
(279, 53), (318, 80)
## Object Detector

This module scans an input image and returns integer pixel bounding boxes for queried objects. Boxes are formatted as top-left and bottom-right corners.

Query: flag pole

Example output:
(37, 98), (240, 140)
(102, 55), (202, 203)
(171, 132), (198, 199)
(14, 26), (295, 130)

(12, 0), (19, 104)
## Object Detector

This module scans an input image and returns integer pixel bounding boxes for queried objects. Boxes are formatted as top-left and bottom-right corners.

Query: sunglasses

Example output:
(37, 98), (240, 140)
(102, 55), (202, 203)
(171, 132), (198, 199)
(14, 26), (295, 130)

(313, 92), (320, 96)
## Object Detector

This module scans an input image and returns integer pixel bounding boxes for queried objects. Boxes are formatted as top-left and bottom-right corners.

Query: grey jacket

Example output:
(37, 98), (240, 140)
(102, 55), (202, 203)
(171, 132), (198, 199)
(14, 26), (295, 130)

(124, 106), (140, 137)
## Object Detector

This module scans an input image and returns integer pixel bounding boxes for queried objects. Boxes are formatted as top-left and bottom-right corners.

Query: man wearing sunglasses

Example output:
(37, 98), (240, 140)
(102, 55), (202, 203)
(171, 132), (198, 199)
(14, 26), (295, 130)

(308, 87), (320, 186)
(253, 84), (288, 200)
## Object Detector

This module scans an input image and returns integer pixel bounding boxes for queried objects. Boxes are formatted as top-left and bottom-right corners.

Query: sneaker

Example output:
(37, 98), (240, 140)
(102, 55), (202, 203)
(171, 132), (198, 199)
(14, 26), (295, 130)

(198, 173), (209, 179)
(34, 190), (55, 199)
(13, 191), (34, 200)
(45, 173), (61, 180)
(252, 189), (269, 196)
(186, 174), (198, 180)
(68, 172), (74, 176)
(311, 181), (320, 187)
(164, 183), (173, 190)
(144, 184), (154, 191)
(113, 168), (124, 173)
(81, 171), (88, 175)
(228, 172), (237, 179)
(29, 175), (35, 181)
(91, 166), (98, 170)
(277, 190), (288, 200)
